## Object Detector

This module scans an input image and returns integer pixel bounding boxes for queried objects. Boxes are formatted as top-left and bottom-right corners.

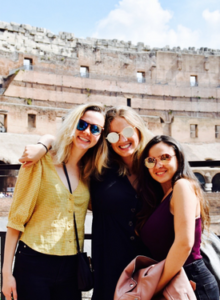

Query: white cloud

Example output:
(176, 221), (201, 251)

(202, 9), (220, 48)
(202, 9), (220, 24)
(92, 0), (216, 49)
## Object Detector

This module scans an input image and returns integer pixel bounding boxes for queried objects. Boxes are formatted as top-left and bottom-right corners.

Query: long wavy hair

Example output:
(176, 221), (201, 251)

(52, 103), (108, 180)
(136, 135), (210, 234)
(104, 106), (154, 175)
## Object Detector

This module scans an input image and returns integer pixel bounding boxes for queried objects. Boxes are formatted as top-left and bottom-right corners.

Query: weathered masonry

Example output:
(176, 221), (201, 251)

(0, 20), (220, 199)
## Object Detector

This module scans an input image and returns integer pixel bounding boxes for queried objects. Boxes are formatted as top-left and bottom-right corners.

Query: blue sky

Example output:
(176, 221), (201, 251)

(0, 0), (119, 37)
(0, 0), (220, 48)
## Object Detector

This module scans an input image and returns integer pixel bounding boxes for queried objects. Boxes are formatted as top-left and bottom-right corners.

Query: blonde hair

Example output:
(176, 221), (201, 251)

(52, 103), (108, 180)
(105, 106), (154, 175)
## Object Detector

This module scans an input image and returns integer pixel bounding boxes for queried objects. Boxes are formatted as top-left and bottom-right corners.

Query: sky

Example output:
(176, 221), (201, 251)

(0, 0), (220, 49)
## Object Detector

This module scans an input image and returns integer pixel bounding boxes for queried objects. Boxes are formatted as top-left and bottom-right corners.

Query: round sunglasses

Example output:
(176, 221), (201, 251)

(106, 126), (135, 143)
(77, 119), (103, 136)
(144, 154), (176, 168)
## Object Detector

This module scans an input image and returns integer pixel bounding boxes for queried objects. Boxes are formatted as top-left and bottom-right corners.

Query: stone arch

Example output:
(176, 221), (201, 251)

(0, 160), (7, 192)
(194, 172), (205, 190)
(0, 159), (16, 194)
(0, 159), (9, 164)
(212, 173), (220, 192)
(0, 160), (7, 175)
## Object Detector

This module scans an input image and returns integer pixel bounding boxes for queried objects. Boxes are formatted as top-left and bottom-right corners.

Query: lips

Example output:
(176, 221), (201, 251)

(155, 170), (167, 176)
(78, 136), (90, 143)
(119, 143), (131, 149)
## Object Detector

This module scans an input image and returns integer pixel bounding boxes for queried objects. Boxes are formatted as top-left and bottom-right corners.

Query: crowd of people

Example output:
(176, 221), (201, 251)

(0, 192), (13, 198)
(2, 103), (219, 300)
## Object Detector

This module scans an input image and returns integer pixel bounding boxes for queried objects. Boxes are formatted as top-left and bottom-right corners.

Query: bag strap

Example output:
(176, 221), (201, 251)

(73, 212), (81, 253)
(63, 162), (72, 193)
(62, 163), (81, 253)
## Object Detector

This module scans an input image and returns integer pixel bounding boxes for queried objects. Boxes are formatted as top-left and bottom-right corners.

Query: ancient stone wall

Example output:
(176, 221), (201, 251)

(1, 21), (220, 58)
(206, 193), (220, 235)
(0, 20), (220, 81)
(0, 21), (220, 219)
(0, 20), (220, 143)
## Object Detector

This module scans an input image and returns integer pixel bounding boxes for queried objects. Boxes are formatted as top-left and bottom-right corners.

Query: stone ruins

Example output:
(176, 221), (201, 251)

(0, 21), (220, 231)
(1, 20), (220, 58)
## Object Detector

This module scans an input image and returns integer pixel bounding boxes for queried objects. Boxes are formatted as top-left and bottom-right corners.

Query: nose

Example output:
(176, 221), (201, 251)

(84, 125), (91, 135)
(119, 133), (127, 142)
(155, 159), (163, 167)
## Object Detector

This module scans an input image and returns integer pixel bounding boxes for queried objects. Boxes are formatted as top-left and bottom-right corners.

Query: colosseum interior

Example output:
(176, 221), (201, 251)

(0, 20), (220, 233)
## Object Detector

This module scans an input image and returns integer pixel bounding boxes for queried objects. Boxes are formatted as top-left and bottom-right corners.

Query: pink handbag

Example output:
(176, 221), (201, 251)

(114, 256), (196, 300)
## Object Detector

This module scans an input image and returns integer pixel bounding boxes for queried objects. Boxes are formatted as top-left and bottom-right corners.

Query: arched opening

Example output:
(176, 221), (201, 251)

(212, 173), (220, 192)
(0, 160), (17, 197)
(0, 160), (6, 194)
(194, 172), (205, 190)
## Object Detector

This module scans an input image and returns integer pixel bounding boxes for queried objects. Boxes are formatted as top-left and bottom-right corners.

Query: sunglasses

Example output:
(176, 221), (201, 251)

(77, 119), (103, 136)
(106, 126), (135, 143)
(144, 154), (176, 168)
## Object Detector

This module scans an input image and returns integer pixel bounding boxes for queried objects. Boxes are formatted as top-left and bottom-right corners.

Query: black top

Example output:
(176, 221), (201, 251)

(90, 166), (148, 300)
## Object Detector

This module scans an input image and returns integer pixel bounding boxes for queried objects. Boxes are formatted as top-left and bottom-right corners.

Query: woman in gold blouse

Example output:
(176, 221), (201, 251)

(2, 103), (107, 300)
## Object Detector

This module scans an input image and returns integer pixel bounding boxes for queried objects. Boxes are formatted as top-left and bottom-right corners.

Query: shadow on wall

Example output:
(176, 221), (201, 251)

(194, 172), (205, 190)
(212, 173), (220, 192)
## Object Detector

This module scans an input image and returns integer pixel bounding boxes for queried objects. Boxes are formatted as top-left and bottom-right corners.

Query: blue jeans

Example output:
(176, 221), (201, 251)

(184, 259), (219, 300)
(13, 241), (81, 300)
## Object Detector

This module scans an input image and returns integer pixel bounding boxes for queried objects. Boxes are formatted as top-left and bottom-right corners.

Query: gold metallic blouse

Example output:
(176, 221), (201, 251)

(8, 153), (90, 256)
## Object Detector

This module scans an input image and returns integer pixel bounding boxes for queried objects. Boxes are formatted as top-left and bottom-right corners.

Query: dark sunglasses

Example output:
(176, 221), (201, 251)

(144, 154), (176, 168)
(77, 119), (103, 136)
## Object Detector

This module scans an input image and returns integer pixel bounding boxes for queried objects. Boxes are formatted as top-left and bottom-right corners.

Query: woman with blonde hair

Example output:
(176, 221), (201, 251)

(90, 106), (153, 300)
(2, 103), (106, 300)
(17, 105), (153, 300)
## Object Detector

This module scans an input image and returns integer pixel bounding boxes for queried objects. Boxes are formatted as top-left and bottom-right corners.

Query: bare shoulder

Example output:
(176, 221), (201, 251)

(173, 178), (194, 192)
(172, 178), (197, 205)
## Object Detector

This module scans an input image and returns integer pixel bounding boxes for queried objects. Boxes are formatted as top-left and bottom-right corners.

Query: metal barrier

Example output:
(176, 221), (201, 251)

(1, 160), (220, 171)
(0, 232), (6, 300)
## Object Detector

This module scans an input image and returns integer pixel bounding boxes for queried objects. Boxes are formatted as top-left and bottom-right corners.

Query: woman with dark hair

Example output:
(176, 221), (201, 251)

(137, 135), (219, 300)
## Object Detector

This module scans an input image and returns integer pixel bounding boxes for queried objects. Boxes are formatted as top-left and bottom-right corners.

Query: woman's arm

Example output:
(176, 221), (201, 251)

(155, 179), (198, 293)
(3, 156), (42, 300)
(19, 134), (55, 167)
(2, 227), (20, 300)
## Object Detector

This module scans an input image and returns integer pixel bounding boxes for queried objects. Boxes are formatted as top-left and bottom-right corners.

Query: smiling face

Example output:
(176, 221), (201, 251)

(72, 110), (105, 151)
(148, 142), (178, 193)
(109, 117), (140, 163)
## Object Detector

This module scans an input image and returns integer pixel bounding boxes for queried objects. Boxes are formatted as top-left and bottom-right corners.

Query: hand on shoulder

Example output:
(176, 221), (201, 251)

(19, 144), (48, 167)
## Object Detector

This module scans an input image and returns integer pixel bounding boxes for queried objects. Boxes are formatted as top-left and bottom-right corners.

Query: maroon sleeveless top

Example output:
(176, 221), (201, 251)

(140, 192), (202, 265)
